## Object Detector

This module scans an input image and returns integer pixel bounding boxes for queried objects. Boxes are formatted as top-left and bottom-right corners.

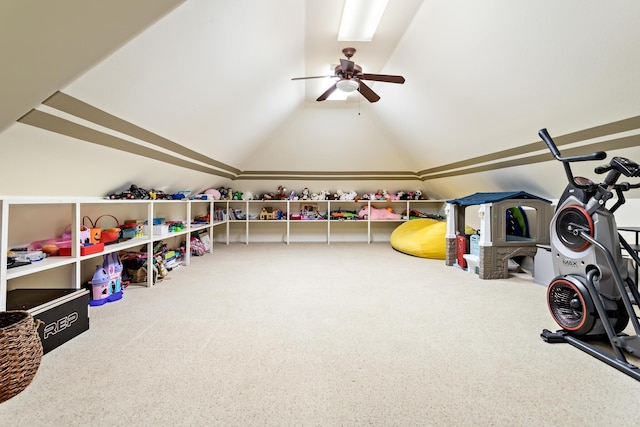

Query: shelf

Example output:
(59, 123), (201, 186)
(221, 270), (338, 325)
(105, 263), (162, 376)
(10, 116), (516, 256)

(211, 198), (445, 245)
(1, 197), (220, 311)
(6, 256), (76, 280)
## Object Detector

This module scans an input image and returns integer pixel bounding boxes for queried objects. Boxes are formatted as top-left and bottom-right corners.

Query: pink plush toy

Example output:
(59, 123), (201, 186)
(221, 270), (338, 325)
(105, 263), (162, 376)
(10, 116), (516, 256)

(358, 206), (403, 220)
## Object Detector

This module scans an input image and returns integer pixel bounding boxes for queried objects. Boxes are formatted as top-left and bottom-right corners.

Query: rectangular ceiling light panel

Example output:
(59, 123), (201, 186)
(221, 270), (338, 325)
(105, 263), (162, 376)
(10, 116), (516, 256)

(338, 0), (388, 42)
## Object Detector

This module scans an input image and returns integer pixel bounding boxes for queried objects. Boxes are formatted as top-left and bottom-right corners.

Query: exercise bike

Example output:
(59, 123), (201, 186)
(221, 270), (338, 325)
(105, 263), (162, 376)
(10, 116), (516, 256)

(538, 128), (640, 381)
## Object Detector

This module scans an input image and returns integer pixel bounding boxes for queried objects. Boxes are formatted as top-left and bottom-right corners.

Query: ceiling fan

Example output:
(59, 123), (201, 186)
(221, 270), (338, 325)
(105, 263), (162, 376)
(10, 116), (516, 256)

(292, 47), (405, 103)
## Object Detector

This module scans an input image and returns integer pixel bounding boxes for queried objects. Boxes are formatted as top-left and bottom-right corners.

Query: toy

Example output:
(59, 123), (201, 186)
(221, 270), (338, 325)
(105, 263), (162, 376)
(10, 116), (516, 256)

(148, 189), (166, 200)
(301, 187), (310, 200)
(370, 189), (383, 200)
(343, 190), (358, 201)
(272, 208), (284, 220)
(259, 207), (273, 220)
(89, 265), (111, 306)
(331, 209), (358, 220)
(204, 188), (221, 200)
(276, 185), (287, 200)
(358, 206), (403, 220)
(108, 184), (150, 200)
(190, 236), (207, 256)
(217, 187), (229, 200)
(103, 252), (124, 302)
(242, 191), (254, 200)
(288, 190), (298, 200)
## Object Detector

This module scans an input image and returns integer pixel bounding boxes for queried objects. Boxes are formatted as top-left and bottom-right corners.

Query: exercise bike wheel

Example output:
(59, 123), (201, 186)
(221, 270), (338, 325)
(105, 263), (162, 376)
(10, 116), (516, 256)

(555, 205), (594, 251)
(547, 276), (595, 335)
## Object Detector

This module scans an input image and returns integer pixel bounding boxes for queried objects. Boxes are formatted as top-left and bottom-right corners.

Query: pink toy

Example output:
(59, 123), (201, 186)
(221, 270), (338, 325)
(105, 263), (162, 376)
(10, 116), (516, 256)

(358, 206), (403, 220)
(204, 188), (221, 200)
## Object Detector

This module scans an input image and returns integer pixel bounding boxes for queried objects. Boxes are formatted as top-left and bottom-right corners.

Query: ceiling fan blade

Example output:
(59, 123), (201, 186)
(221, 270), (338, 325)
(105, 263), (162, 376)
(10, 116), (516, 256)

(292, 75), (335, 80)
(317, 82), (338, 101)
(340, 58), (355, 74)
(358, 81), (380, 103)
(360, 73), (405, 84)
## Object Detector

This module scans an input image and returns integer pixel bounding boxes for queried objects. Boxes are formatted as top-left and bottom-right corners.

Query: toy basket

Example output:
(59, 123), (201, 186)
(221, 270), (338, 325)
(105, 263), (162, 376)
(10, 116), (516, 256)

(95, 215), (121, 244)
(128, 267), (148, 283)
(0, 311), (44, 403)
(83, 216), (102, 245)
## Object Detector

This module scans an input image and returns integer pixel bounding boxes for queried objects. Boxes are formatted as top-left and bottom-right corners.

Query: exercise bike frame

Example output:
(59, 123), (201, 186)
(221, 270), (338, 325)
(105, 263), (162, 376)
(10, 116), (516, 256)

(538, 128), (640, 381)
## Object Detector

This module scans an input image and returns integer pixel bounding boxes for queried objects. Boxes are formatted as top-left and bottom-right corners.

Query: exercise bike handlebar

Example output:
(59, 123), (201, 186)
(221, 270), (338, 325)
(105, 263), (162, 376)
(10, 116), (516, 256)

(539, 128), (606, 189)
(538, 128), (607, 163)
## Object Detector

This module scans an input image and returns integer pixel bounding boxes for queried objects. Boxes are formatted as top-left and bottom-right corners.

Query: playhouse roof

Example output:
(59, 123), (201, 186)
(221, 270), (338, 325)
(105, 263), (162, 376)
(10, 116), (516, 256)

(447, 191), (551, 206)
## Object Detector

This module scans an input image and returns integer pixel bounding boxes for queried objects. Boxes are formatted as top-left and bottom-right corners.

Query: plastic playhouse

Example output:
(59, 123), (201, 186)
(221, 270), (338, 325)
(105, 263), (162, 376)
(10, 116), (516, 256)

(445, 191), (553, 279)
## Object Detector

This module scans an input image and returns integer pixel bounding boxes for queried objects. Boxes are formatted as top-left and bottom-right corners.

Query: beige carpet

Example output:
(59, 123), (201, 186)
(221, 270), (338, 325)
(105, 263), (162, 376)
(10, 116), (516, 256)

(2, 243), (640, 426)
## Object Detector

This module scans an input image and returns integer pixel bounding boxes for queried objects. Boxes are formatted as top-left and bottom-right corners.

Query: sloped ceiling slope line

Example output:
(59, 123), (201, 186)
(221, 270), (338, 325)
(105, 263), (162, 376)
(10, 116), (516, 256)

(42, 91), (239, 175)
(19, 91), (640, 186)
(419, 115), (640, 179)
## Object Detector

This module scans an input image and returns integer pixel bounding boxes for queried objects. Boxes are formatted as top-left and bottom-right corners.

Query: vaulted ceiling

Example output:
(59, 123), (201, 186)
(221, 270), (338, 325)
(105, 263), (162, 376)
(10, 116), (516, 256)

(2, 0), (640, 199)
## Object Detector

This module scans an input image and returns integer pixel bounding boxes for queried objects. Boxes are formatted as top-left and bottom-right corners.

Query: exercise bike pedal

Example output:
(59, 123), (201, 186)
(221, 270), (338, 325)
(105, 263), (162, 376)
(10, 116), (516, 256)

(613, 335), (640, 355)
(540, 329), (567, 343)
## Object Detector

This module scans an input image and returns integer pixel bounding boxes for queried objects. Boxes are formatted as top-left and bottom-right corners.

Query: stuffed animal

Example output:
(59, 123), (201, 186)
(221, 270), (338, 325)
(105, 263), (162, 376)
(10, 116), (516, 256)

(276, 185), (287, 200)
(217, 187), (229, 200)
(301, 187), (310, 200)
(288, 190), (298, 200)
(358, 206), (403, 220)
(343, 190), (357, 201)
(242, 191), (254, 200)
(204, 188), (221, 200)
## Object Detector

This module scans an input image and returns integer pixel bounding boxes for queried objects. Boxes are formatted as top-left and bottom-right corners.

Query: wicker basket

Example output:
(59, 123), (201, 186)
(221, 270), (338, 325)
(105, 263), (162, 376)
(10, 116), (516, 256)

(128, 267), (148, 284)
(0, 311), (44, 403)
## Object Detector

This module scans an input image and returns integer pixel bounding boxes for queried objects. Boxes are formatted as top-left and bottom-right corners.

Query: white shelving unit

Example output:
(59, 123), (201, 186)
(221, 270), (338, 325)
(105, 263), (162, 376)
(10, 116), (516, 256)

(211, 199), (445, 245)
(1, 196), (226, 311)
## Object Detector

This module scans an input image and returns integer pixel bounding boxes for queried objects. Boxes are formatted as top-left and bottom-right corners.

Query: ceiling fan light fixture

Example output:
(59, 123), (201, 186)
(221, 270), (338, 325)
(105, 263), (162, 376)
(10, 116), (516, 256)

(338, 0), (388, 42)
(336, 79), (360, 93)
